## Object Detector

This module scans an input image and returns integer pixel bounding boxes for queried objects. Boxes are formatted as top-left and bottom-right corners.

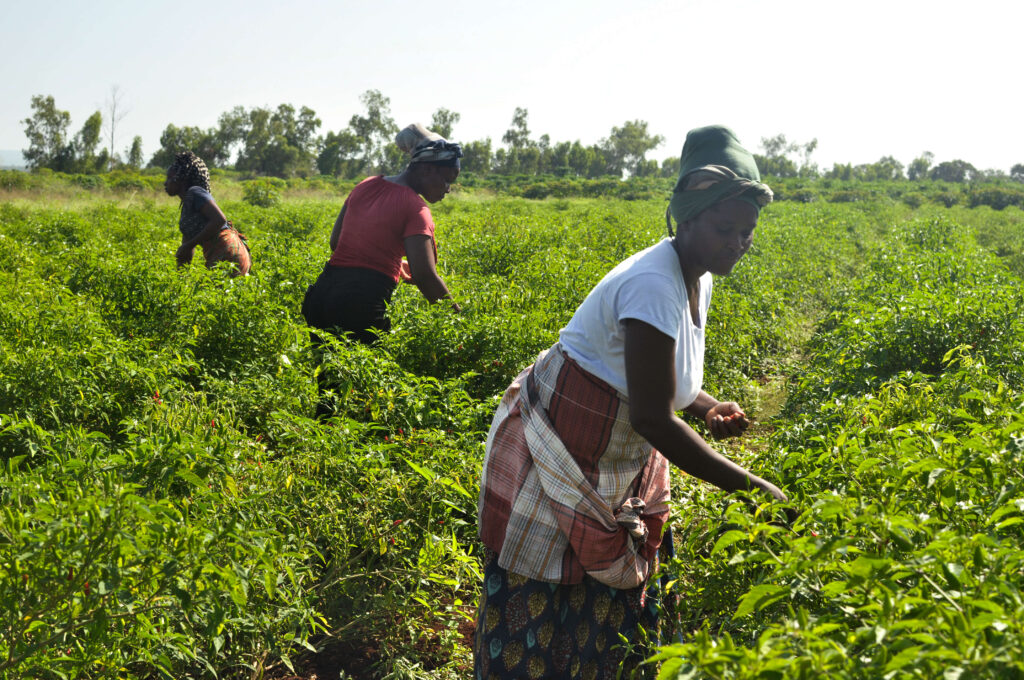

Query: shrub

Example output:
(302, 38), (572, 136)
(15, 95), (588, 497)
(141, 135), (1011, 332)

(968, 186), (1024, 210)
(242, 178), (284, 208)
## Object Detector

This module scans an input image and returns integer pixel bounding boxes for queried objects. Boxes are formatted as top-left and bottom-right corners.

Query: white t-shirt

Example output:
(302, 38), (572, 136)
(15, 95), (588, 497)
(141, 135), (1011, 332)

(559, 238), (712, 411)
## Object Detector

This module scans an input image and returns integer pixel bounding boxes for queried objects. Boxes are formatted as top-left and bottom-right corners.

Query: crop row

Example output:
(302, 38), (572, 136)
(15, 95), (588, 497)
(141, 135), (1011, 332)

(0, 196), (1021, 678)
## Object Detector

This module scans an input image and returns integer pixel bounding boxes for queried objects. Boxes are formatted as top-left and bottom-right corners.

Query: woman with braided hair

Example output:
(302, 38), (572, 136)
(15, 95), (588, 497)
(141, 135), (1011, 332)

(302, 122), (462, 347)
(164, 151), (251, 276)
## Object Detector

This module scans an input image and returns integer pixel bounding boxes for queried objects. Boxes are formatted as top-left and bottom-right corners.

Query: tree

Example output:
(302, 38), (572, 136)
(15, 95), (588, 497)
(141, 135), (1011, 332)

(216, 105), (249, 159)
(601, 120), (664, 177)
(233, 104), (322, 177)
(567, 141), (590, 177)
(104, 85), (129, 170)
(865, 156), (904, 181)
(74, 111), (103, 171)
(907, 151), (934, 181)
(461, 138), (493, 174)
(634, 158), (660, 177)
(825, 163), (853, 181)
(545, 140), (571, 176)
(430, 108), (460, 139)
(515, 147), (542, 175)
(317, 129), (361, 177)
(347, 90), (398, 173)
(501, 107), (532, 151)
(317, 91), (398, 178)
(148, 124), (230, 169)
(585, 145), (610, 177)
(660, 155), (680, 179)
(760, 134), (793, 159)
(21, 95), (71, 170)
(754, 152), (797, 178)
(126, 136), (144, 169)
(977, 168), (1007, 181)
(380, 143), (408, 175)
(797, 138), (819, 177)
(757, 133), (816, 178)
(930, 160), (977, 183)
(1009, 163), (1024, 182)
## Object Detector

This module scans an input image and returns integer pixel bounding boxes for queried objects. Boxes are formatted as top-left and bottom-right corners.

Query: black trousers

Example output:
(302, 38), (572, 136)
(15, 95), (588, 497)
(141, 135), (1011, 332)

(301, 265), (397, 345)
(302, 265), (397, 417)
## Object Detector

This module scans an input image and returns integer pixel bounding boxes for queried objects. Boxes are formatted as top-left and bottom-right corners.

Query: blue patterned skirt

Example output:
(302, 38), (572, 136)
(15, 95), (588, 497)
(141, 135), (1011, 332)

(474, 550), (660, 680)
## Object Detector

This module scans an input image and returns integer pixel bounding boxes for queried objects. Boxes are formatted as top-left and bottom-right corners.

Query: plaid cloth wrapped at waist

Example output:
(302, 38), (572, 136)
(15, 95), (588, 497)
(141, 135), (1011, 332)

(477, 343), (670, 588)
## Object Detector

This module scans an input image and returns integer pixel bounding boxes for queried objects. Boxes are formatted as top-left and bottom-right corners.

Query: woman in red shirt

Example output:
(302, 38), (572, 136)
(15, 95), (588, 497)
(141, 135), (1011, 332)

(302, 125), (461, 415)
(302, 123), (461, 348)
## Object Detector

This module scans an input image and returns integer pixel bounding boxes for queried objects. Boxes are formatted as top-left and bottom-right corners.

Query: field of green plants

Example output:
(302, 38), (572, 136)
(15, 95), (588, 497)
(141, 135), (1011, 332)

(1, 182), (1023, 679)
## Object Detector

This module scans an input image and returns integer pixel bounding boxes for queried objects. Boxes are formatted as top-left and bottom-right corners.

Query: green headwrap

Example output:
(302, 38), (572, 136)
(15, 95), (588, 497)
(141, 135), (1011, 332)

(668, 125), (773, 230)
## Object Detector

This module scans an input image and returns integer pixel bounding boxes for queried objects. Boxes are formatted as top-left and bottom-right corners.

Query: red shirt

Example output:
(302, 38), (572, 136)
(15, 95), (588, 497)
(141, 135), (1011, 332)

(328, 176), (435, 282)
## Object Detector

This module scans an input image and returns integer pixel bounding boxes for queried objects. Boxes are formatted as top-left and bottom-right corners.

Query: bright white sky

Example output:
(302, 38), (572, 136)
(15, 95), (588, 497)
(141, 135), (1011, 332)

(2, 0), (1021, 172)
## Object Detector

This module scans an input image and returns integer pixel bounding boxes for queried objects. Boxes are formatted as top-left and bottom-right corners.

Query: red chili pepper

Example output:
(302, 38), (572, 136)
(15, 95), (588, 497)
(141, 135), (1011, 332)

(392, 519), (402, 526)
(83, 581), (90, 596)
(389, 537), (396, 545)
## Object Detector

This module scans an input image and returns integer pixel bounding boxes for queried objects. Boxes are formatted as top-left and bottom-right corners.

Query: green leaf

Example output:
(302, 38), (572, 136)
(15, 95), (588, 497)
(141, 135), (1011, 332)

(884, 645), (923, 672)
(711, 530), (747, 555)
(734, 584), (787, 619)
(402, 456), (436, 482)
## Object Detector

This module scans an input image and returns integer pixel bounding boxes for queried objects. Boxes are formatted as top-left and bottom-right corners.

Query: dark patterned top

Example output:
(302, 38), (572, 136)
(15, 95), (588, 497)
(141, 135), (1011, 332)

(179, 186), (227, 241)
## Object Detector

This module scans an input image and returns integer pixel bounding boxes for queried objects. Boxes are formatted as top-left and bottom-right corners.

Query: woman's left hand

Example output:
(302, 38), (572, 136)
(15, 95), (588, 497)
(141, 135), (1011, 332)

(705, 401), (750, 439)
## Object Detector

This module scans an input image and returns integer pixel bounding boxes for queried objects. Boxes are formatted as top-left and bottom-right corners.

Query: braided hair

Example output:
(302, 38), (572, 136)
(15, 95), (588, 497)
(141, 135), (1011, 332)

(168, 151), (211, 192)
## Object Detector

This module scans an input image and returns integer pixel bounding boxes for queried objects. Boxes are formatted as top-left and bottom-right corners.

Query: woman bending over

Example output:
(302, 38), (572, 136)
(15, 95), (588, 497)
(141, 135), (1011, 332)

(475, 125), (788, 679)
(302, 122), (462, 346)
(164, 151), (250, 277)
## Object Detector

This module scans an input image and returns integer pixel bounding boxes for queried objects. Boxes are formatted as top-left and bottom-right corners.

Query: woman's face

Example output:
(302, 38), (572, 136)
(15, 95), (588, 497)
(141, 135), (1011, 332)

(678, 199), (758, 276)
(164, 168), (184, 197)
(418, 164), (460, 204)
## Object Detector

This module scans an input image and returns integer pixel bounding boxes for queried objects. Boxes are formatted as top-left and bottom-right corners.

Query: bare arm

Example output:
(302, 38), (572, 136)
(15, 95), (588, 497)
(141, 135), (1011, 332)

(177, 198), (228, 265)
(404, 235), (460, 310)
(329, 201), (348, 252)
(623, 318), (785, 500)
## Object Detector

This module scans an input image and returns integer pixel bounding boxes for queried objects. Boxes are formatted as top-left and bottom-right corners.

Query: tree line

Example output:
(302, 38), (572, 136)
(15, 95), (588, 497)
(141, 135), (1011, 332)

(19, 90), (1024, 184)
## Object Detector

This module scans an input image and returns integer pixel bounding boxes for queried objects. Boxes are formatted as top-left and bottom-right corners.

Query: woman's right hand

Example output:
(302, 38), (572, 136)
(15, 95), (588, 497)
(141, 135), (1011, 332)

(753, 477), (788, 502)
(751, 478), (799, 523)
(176, 243), (194, 266)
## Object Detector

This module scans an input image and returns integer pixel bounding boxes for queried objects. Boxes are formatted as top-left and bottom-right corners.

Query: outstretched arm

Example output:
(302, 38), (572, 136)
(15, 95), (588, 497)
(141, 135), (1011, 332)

(623, 318), (785, 500)
(404, 235), (460, 311)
